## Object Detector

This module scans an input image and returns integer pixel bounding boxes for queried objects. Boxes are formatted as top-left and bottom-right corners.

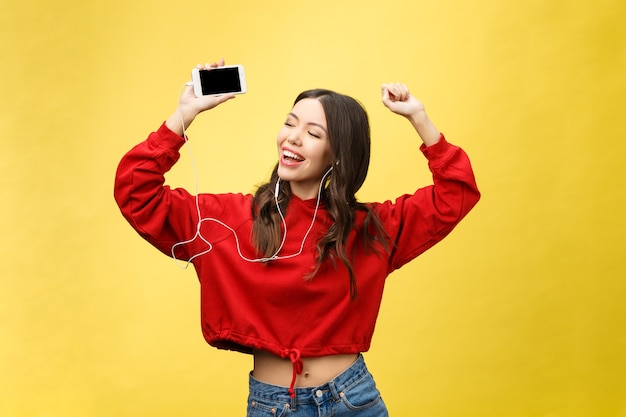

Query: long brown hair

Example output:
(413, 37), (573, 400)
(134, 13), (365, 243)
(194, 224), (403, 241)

(251, 89), (390, 299)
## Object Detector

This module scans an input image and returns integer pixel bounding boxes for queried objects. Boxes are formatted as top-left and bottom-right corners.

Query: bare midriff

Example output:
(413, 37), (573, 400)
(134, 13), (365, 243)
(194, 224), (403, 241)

(253, 350), (359, 388)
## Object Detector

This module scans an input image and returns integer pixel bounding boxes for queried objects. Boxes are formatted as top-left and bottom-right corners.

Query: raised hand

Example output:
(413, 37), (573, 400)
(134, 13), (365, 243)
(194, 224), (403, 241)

(381, 83), (440, 147)
(166, 59), (236, 136)
(381, 83), (425, 118)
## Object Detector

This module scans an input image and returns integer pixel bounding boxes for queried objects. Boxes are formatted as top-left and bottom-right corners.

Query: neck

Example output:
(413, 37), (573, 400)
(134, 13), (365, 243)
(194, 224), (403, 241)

(286, 166), (334, 200)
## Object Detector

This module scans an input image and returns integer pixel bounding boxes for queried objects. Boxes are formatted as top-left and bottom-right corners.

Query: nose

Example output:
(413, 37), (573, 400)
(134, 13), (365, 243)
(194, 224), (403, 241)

(287, 135), (301, 146)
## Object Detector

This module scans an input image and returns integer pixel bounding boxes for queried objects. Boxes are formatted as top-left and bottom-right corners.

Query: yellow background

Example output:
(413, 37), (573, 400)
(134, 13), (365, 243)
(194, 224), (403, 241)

(2, 0), (625, 415)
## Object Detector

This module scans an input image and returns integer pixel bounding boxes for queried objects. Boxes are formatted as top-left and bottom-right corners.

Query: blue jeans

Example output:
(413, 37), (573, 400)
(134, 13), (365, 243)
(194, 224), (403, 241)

(247, 354), (389, 417)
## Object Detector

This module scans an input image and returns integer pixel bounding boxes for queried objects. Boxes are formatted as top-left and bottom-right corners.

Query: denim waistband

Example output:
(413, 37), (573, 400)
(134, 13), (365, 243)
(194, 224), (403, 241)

(248, 354), (368, 406)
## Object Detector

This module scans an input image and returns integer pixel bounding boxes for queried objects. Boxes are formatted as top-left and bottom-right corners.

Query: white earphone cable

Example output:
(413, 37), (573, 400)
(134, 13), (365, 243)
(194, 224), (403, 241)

(170, 83), (331, 268)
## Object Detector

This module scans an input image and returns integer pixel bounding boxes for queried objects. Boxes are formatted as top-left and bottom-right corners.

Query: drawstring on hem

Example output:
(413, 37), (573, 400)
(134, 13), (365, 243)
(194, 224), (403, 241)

(280, 348), (303, 399)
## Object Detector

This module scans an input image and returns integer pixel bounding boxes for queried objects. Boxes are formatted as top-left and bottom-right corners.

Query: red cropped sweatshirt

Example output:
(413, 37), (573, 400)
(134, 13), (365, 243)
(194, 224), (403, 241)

(114, 123), (480, 386)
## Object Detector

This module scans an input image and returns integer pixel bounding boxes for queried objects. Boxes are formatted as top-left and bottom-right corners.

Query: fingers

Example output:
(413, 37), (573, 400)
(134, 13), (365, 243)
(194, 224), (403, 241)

(196, 58), (227, 70)
(381, 82), (410, 102)
(217, 94), (236, 105)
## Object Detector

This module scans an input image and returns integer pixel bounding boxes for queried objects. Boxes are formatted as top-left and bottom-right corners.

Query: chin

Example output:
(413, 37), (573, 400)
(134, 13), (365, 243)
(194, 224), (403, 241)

(276, 167), (294, 182)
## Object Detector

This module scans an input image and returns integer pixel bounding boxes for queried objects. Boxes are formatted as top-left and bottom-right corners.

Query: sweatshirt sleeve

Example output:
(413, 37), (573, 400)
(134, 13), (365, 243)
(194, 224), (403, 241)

(376, 134), (481, 272)
(113, 123), (198, 258)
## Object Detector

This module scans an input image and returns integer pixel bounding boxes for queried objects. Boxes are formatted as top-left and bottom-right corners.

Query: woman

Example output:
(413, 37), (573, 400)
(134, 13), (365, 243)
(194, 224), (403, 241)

(114, 60), (480, 416)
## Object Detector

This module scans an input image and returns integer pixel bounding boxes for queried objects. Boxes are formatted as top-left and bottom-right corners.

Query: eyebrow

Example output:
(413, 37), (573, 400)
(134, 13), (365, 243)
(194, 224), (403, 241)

(287, 113), (328, 134)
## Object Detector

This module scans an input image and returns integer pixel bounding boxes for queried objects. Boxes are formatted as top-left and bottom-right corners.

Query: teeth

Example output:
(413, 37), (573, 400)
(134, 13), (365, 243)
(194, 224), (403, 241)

(283, 150), (304, 161)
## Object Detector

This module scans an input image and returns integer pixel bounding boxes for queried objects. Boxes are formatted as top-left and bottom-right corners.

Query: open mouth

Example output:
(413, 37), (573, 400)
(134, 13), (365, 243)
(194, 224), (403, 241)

(283, 149), (304, 163)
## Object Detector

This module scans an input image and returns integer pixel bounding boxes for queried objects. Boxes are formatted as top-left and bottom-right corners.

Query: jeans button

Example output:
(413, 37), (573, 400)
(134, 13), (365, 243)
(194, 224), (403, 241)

(315, 389), (323, 398)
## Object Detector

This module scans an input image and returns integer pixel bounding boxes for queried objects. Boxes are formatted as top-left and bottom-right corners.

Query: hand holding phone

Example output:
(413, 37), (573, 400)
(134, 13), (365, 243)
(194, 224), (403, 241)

(191, 65), (247, 97)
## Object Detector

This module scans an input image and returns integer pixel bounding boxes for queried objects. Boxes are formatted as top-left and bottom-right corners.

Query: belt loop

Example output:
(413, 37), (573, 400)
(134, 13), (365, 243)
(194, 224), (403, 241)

(329, 380), (341, 401)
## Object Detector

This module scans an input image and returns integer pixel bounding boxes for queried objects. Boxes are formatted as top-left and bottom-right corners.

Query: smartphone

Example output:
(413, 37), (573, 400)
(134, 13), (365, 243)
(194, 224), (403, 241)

(191, 65), (247, 97)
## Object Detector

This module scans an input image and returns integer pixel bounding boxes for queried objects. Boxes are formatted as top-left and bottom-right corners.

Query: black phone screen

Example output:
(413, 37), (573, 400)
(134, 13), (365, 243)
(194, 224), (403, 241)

(199, 68), (242, 95)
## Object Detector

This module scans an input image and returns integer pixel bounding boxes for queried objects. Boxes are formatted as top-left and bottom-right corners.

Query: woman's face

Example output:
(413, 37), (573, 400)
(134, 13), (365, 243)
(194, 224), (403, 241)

(276, 98), (333, 200)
